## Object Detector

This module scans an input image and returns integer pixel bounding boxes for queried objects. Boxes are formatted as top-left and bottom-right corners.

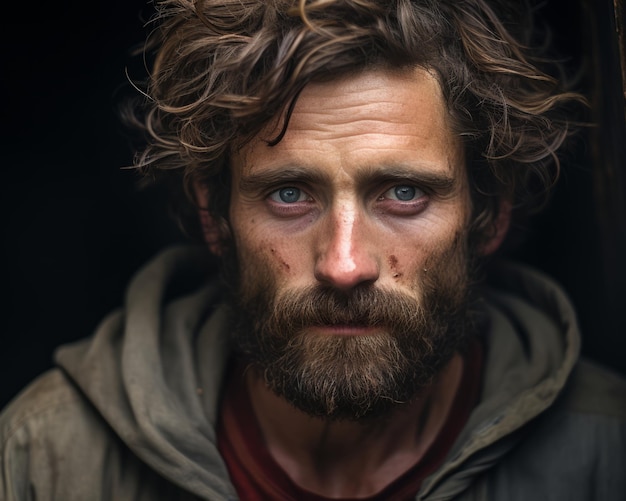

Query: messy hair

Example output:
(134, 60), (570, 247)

(124, 0), (586, 247)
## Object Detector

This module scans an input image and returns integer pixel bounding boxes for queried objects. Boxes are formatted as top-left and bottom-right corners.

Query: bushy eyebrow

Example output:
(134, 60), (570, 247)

(355, 164), (457, 193)
(238, 167), (329, 194)
(237, 163), (458, 195)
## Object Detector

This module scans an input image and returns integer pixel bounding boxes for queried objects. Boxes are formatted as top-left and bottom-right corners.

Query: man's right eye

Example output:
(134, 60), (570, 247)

(269, 187), (307, 203)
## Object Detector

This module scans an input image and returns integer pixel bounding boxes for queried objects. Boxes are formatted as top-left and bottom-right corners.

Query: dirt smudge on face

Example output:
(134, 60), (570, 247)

(388, 254), (402, 279)
(270, 247), (291, 271)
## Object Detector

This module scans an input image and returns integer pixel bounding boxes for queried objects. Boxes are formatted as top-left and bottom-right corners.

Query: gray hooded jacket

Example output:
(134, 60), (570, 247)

(1, 245), (625, 500)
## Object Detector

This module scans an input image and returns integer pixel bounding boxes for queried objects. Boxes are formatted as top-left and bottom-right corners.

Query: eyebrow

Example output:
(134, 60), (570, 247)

(237, 163), (458, 194)
(238, 167), (330, 194)
(354, 164), (457, 192)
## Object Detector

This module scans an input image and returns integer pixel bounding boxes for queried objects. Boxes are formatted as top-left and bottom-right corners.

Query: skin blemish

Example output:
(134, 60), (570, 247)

(270, 247), (291, 271)
(388, 255), (402, 279)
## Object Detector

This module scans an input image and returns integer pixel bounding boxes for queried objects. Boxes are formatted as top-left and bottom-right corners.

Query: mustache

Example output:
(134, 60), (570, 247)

(257, 285), (427, 332)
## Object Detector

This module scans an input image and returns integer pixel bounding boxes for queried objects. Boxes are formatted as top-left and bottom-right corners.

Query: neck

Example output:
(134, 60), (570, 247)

(246, 353), (464, 498)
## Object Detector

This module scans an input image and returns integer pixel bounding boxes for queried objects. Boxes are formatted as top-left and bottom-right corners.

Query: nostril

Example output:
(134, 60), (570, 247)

(314, 251), (380, 290)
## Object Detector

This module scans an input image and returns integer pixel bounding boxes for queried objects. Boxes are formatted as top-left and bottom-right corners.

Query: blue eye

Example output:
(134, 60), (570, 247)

(394, 186), (416, 201)
(270, 187), (306, 203)
(383, 185), (424, 201)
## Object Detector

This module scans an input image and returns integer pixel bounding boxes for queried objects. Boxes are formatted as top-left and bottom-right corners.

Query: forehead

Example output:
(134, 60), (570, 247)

(234, 66), (463, 179)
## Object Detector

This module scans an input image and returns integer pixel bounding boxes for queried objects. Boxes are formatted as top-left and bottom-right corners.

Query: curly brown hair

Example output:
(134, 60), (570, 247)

(123, 0), (587, 249)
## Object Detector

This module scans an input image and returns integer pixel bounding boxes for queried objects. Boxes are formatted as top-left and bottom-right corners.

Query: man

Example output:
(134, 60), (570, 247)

(1, 0), (625, 499)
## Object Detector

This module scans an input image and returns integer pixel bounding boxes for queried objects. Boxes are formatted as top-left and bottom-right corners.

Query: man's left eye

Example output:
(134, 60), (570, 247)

(382, 185), (424, 201)
(269, 187), (309, 203)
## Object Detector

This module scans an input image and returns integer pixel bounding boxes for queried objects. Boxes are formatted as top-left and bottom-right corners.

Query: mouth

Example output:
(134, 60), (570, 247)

(307, 324), (382, 336)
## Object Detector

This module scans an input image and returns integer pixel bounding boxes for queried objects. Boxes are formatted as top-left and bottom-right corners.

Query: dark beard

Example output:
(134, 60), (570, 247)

(227, 234), (480, 422)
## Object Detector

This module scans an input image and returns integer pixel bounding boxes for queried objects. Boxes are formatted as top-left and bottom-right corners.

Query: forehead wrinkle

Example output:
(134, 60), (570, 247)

(292, 98), (416, 122)
(285, 123), (429, 141)
(278, 118), (451, 150)
(290, 71), (446, 122)
(233, 66), (465, 191)
(283, 107), (453, 150)
(287, 106), (443, 137)
(251, 69), (454, 152)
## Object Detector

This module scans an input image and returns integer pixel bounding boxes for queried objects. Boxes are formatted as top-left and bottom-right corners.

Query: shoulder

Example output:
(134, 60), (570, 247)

(0, 368), (95, 446)
(560, 358), (626, 418)
(1, 370), (115, 499)
(485, 360), (626, 499)
(0, 367), (116, 472)
(528, 358), (626, 457)
(0, 369), (194, 501)
(546, 358), (626, 462)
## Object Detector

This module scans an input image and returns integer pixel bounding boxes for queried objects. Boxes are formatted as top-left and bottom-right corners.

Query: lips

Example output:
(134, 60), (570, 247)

(307, 324), (382, 336)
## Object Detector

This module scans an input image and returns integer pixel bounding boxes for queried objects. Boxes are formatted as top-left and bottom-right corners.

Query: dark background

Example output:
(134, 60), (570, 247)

(1, 0), (183, 407)
(1, 0), (625, 409)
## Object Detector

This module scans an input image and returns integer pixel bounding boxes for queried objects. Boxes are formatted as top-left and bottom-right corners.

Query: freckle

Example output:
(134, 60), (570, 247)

(388, 255), (398, 268)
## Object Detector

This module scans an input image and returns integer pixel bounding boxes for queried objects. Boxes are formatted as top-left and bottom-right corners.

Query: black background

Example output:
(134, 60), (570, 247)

(1, 0), (183, 407)
(1, 0), (625, 409)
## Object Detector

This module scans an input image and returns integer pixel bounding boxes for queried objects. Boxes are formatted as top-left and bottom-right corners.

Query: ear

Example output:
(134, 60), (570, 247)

(480, 199), (512, 256)
(193, 181), (226, 256)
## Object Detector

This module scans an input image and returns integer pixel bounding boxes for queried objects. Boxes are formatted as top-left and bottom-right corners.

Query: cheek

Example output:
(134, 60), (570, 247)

(269, 246), (293, 273)
(235, 231), (297, 280)
(230, 205), (310, 279)
(385, 227), (467, 284)
(387, 254), (404, 280)
(422, 229), (469, 276)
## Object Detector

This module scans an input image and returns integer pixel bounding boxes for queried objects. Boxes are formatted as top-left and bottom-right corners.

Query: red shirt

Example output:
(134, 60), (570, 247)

(217, 341), (483, 500)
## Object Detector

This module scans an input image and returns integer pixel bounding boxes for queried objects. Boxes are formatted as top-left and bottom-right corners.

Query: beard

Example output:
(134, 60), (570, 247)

(225, 233), (480, 422)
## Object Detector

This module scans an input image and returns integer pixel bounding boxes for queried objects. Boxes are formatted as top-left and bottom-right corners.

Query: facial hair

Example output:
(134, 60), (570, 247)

(227, 233), (480, 422)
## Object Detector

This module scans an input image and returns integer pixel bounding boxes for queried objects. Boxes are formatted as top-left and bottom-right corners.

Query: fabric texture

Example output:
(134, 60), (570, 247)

(1, 244), (625, 500)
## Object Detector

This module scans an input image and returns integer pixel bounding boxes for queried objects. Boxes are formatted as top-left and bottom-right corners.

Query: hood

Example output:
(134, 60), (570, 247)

(55, 246), (582, 501)
(54, 245), (237, 500)
(419, 260), (581, 500)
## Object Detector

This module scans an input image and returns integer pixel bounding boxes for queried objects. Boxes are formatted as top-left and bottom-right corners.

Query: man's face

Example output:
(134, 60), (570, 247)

(226, 67), (477, 421)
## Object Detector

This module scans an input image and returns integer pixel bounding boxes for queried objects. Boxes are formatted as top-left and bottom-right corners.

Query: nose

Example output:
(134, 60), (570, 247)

(314, 204), (380, 291)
